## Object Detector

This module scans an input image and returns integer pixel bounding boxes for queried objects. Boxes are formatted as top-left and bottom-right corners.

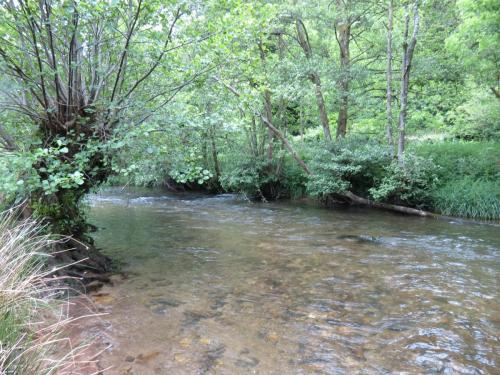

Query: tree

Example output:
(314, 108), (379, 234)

(332, 0), (383, 138)
(397, 0), (419, 164)
(386, 0), (394, 151)
(294, 17), (332, 141)
(446, 0), (500, 98)
(0, 0), (206, 274)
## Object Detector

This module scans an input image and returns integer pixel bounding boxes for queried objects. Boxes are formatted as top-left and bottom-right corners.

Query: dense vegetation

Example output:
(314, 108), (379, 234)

(0, 0), (498, 255)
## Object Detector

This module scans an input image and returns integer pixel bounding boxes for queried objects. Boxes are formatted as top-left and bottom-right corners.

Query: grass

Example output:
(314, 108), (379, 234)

(0, 209), (97, 374)
(410, 140), (500, 220)
(432, 178), (500, 221)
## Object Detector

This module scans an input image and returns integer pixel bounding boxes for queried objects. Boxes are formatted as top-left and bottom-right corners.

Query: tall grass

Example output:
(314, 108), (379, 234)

(411, 141), (500, 220)
(432, 178), (500, 221)
(0, 210), (98, 374)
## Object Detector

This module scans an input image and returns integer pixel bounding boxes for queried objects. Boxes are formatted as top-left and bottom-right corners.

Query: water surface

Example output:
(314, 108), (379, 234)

(87, 187), (499, 374)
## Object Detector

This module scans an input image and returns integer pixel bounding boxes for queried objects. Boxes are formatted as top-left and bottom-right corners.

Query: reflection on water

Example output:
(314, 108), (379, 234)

(87, 187), (499, 374)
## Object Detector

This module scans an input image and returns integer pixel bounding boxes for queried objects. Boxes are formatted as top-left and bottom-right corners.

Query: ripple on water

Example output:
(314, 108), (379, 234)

(86, 188), (499, 374)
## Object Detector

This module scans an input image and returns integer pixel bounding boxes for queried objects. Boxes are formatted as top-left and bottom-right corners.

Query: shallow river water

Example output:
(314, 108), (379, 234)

(85, 187), (499, 374)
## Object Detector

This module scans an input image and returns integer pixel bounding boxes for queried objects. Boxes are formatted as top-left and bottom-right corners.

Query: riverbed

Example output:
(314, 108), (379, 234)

(83, 187), (499, 374)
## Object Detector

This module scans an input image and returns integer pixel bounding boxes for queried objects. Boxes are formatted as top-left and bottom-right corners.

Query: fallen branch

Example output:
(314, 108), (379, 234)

(343, 191), (435, 217)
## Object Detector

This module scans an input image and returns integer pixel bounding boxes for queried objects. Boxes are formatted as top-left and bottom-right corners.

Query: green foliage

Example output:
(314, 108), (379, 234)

(446, 0), (500, 91)
(411, 141), (499, 181)
(448, 91), (500, 140)
(369, 155), (440, 208)
(306, 137), (392, 198)
(170, 157), (213, 185)
(1, 141), (89, 202)
(219, 149), (307, 200)
(432, 178), (500, 220)
(220, 156), (279, 199)
(0, 132), (130, 233)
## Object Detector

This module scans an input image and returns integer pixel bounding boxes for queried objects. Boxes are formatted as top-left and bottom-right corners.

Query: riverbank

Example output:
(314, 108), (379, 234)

(112, 139), (499, 222)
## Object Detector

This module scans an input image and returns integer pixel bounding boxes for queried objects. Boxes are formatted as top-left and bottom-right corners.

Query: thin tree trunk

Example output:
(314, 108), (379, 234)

(202, 132), (208, 168)
(211, 126), (221, 182)
(398, 1), (419, 165)
(263, 90), (274, 160)
(250, 115), (259, 156)
(300, 107), (304, 141)
(258, 40), (275, 161)
(312, 73), (332, 141)
(295, 19), (332, 141)
(386, 0), (394, 152)
(336, 23), (350, 138)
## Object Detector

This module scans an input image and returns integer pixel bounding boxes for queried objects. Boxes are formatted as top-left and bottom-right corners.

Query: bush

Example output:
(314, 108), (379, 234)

(369, 155), (441, 208)
(306, 136), (392, 198)
(220, 149), (307, 200)
(432, 178), (500, 220)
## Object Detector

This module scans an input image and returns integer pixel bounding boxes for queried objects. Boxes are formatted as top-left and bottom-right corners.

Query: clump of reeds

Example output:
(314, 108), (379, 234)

(0, 209), (99, 374)
(432, 178), (500, 221)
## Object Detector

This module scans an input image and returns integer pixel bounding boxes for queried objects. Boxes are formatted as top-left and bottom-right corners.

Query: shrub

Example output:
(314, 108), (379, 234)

(369, 155), (441, 208)
(220, 147), (308, 200)
(306, 136), (392, 198)
(220, 155), (274, 198)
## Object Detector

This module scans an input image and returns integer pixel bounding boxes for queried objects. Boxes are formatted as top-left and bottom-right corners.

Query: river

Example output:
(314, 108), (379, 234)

(83, 187), (499, 374)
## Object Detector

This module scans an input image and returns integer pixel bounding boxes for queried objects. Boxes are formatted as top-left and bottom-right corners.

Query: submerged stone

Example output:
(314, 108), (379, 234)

(235, 356), (260, 368)
(337, 234), (380, 243)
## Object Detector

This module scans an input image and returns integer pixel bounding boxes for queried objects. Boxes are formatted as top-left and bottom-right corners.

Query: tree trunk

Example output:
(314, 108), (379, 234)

(295, 18), (332, 141)
(260, 115), (311, 175)
(258, 40), (275, 161)
(312, 73), (332, 141)
(300, 107), (305, 141)
(386, 0), (394, 152)
(336, 23), (350, 138)
(210, 126), (221, 182)
(263, 90), (274, 160)
(398, 1), (419, 165)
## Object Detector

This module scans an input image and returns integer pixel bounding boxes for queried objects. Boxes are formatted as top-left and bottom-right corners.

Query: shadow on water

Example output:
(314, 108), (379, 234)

(85, 187), (499, 374)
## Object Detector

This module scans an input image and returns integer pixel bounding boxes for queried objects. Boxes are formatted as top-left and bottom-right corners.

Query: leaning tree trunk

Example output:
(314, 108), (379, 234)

(398, 1), (420, 165)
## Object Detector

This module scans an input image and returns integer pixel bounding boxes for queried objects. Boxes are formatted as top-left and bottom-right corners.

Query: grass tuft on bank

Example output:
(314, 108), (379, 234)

(0, 210), (91, 374)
